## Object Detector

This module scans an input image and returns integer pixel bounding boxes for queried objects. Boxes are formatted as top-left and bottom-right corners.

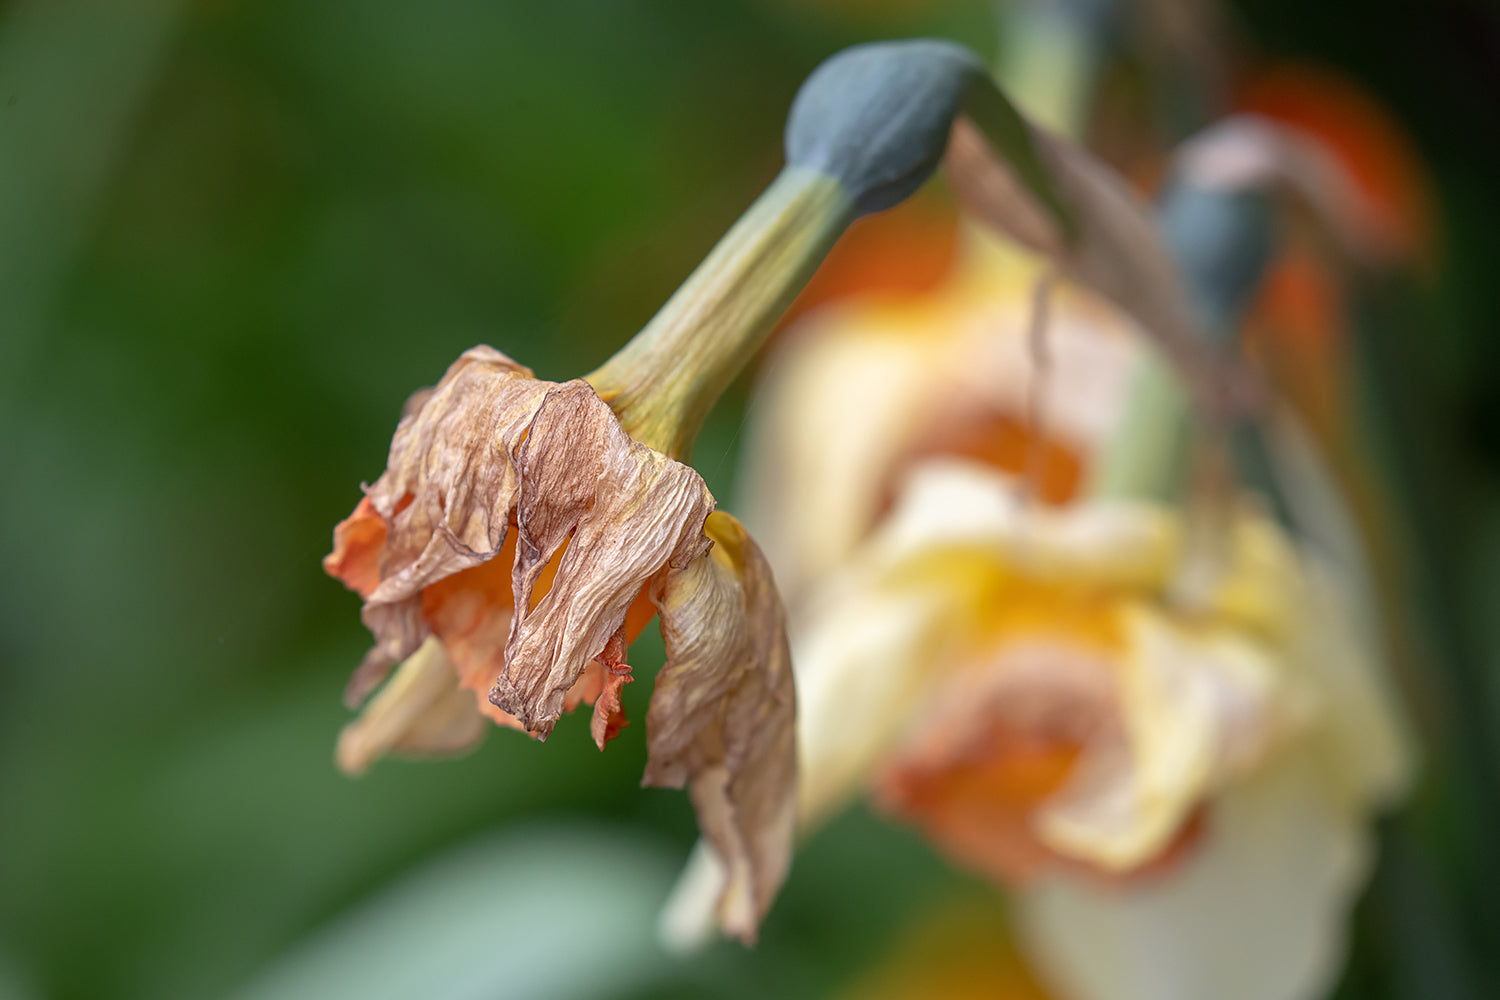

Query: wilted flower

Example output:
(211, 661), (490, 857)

(321, 35), (1159, 947)
(324, 342), (798, 942)
(320, 132), (871, 940)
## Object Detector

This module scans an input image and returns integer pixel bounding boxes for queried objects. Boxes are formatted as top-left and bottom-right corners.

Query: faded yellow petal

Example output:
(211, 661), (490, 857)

(645, 511), (797, 944)
(740, 253), (1141, 602)
(491, 381), (714, 737)
(794, 581), (950, 832)
(1035, 605), (1289, 871)
(791, 460), (1172, 837)
(791, 460), (1322, 883)
(336, 637), (488, 777)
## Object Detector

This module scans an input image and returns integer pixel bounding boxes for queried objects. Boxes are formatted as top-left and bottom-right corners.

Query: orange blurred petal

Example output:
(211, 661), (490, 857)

(1236, 64), (1434, 260)
(885, 405), (1085, 514)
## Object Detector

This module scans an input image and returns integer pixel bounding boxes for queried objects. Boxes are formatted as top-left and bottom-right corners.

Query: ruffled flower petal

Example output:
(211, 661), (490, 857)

(1019, 762), (1374, 1000)
(792, 459), (1385, 890)
(329, 350), (796, 944)
(492, 381), (713, 737)
(327, 345), (715, 744)
(340, 346), (551, 704)
(644, 511), (797, 944)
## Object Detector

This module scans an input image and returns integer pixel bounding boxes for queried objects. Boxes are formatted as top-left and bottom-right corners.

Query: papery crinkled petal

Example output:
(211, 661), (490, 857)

(645, 511), (796, 944)
(491, 381), (714, 737)
(336, 346), (551, 703)
(327, 346), (715, 748)
(324, 496), (387, 599)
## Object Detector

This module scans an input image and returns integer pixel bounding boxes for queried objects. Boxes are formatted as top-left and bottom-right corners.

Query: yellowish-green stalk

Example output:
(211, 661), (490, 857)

(588, 166), (853, 459)
(997, 3), (1097, 138)
(1087, 350), (1194, 502)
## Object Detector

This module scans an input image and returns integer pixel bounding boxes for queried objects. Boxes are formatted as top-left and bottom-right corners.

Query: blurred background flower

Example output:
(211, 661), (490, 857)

(2, 1), (1499, 999)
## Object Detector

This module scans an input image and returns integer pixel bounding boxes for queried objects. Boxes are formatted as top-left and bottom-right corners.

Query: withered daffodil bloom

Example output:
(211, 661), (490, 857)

(323, 280), (807, 945)
(326, 343), (798, 943)
(324, 39), (1118, 944)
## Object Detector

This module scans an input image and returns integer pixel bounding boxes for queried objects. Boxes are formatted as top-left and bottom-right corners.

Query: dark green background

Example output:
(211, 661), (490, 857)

(2, 1), (1497, 998)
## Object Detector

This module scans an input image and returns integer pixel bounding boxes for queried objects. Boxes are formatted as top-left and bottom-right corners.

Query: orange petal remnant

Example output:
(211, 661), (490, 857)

(1236, 64), (1434, 261)
(323, 496), (388, 600)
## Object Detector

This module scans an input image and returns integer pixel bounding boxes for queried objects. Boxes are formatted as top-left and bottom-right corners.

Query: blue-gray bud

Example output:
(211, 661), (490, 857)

(785, 40), (985, 218)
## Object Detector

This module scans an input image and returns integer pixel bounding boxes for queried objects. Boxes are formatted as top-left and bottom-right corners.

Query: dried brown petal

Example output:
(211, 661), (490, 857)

(328, 346), (714, 746)
(491, 381), (714, 737)
(645, 511), (797, 944)
(341, 346), (551, 702)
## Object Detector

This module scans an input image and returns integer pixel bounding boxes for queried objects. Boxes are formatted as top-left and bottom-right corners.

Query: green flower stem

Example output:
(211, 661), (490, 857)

(591, 40), (1079, 461)
(997, 1), (1101, 137)
(1086, 352), (1194, 502)
(586, 167), (852, 460)
(1087, 183), (1276, 502)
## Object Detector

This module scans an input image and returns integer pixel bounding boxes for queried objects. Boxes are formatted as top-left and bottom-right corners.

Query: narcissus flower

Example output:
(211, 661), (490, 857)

(723, 197), (1412, 993)
(325, 345), (798, 943)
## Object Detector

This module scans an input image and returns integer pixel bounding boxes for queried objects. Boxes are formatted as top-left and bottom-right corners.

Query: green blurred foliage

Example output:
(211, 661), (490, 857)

(1, 1), (1498, 998)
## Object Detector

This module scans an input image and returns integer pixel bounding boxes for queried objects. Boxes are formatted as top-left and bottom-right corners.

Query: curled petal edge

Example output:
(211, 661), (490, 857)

(646, 511), (797, 945)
